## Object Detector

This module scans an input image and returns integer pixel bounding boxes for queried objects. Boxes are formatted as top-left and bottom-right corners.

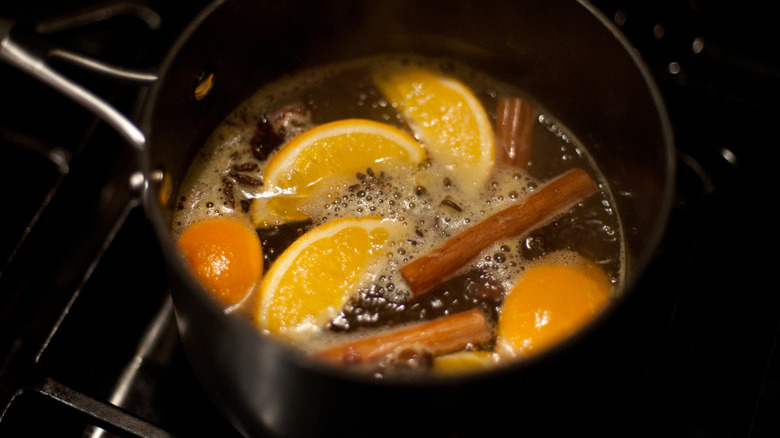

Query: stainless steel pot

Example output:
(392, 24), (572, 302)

(2, 1), (675, 436)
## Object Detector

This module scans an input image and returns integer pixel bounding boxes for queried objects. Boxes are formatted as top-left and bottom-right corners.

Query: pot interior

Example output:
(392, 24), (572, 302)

(139, 0), (674, 435)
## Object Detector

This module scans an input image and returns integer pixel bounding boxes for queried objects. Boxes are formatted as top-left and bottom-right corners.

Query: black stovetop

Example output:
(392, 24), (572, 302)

(1, 1), (779, 437)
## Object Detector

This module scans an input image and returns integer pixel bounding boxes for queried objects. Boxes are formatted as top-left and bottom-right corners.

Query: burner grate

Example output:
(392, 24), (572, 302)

(1, 2), (233, 437)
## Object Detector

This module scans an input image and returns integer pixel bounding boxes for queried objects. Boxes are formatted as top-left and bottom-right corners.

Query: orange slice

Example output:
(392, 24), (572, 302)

(255, 217), (404, 339)
(374, 68), (495, 196)
(496, 254), (612, 357)
(432, 350), (497, 376)
(252, 119), (426, 227)
(177, 218), (263, 309)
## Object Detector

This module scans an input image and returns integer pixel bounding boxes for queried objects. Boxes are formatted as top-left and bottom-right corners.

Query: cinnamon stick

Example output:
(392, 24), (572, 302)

(315, 308), (491, 364)
(497, 97), (535, 168)
(400, 168), (597, 296)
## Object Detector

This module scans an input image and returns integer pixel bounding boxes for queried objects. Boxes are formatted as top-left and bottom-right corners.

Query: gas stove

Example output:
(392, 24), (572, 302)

(1, 1), (779, 436)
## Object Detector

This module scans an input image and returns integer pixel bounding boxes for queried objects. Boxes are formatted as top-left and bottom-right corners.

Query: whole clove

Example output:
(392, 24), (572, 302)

(440, 197), (462, 212)
(222, 177), (235, 209)
(229, 171), (263, 186)
(231, 162), (259, 172)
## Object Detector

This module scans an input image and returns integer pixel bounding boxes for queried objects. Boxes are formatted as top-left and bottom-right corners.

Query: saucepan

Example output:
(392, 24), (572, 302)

(1, 0), (675, 436)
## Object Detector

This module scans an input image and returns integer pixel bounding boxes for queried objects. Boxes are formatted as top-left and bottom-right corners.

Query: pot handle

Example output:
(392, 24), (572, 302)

(0, 17), (151, 150)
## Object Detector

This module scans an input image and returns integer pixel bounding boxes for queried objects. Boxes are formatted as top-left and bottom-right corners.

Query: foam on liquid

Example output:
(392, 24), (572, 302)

(172, 54), (625, 361)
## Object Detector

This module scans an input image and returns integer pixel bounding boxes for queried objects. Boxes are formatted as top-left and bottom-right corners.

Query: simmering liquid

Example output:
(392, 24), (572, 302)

(173, 54), (624, 374)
